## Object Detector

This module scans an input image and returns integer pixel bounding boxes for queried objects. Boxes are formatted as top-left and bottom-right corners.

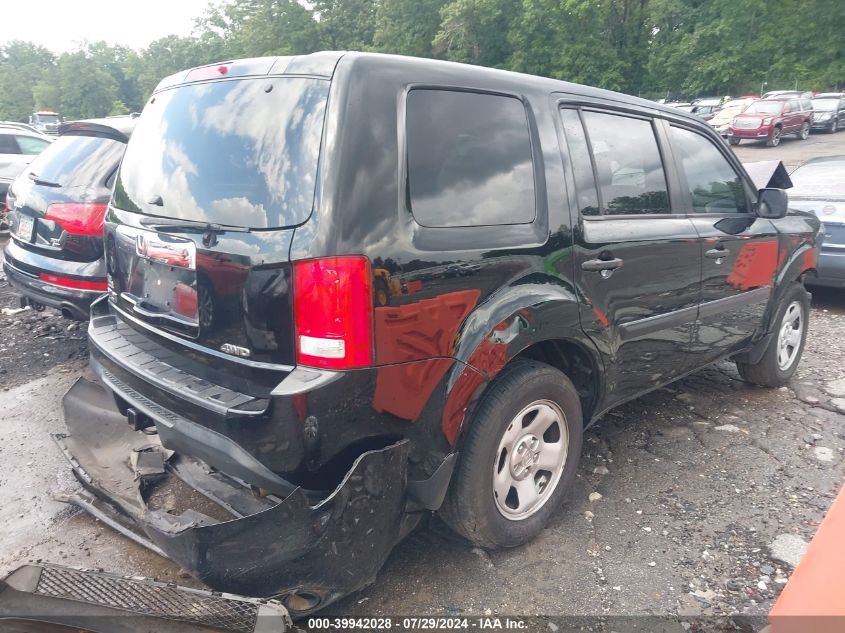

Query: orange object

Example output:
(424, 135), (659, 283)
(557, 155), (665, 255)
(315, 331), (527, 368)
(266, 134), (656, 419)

(768, 483), (845, 633)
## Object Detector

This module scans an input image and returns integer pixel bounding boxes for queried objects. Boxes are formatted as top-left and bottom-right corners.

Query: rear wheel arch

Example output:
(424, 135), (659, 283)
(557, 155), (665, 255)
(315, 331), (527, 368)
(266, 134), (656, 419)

(442, 331), (603, 455)
(513, 338), (602, 424)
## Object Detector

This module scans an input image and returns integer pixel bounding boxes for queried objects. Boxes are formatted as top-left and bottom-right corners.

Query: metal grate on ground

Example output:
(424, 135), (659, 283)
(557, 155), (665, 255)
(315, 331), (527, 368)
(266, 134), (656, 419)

(34, 565), (259, 632)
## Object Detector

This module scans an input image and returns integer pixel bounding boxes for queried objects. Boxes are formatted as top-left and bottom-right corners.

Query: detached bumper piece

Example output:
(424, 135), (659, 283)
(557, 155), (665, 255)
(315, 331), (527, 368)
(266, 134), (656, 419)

(56, 376), (411, 616)
(0, 563), (292, 633)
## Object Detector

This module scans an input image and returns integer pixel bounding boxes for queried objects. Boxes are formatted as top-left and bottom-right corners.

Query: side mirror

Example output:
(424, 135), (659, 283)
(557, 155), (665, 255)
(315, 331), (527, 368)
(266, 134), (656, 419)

(757, 188), (788, 219)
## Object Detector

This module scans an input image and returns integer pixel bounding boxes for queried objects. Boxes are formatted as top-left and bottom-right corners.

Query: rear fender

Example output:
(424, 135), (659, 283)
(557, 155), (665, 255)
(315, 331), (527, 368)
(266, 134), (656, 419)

(441, 276), (595, 446)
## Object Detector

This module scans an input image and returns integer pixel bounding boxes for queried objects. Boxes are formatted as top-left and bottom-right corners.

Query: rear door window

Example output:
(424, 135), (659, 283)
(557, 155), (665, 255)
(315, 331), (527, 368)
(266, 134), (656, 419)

(670, 126), (749, 214)
(580, 110), (670, 215)
(406, 89), (536, 228)
(27, 135), (125, 187)
(16, 136), (50, 155)
(113, 77), (330, 229)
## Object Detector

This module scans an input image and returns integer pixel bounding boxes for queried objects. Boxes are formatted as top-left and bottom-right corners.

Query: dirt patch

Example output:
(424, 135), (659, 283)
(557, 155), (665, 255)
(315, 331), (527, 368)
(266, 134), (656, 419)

(0, 238), (89, 391)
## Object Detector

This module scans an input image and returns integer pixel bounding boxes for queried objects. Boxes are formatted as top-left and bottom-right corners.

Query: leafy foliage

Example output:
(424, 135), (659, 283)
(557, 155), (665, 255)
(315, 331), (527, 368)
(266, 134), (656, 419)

(0, 0), (843, 122)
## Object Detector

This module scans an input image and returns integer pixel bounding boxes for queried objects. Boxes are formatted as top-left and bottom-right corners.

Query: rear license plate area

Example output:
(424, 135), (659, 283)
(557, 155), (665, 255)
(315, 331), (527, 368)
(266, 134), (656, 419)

(124, 232), (199, 329)
(13, 214), (33, 242)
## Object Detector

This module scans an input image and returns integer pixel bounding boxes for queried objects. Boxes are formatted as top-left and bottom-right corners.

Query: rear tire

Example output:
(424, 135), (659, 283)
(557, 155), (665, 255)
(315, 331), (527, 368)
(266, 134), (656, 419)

(736, 283), (809, 387)
(439, 360), (583, 549)
(797, 122), (810, 140)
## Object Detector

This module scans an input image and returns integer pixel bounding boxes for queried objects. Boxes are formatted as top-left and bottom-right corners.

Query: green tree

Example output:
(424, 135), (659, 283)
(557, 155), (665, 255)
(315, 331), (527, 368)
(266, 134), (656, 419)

(108, 100), (130, 116)
(433, 0), (516, 67)
(373, 0), (448, 57)
(207, 0), (321, 58)
(313, 0), (377, 50)
(56, 50), (119, 119)
(0, 41), (55, 121)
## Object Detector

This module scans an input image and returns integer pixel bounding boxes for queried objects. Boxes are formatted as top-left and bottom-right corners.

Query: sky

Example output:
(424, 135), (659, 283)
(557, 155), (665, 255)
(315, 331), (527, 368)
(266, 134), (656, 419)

(1, 0), (215, 53)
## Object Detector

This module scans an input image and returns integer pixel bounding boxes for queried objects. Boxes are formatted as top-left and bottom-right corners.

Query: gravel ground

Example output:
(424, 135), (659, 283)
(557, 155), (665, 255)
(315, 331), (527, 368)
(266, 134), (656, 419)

(0, 132), (844, 630)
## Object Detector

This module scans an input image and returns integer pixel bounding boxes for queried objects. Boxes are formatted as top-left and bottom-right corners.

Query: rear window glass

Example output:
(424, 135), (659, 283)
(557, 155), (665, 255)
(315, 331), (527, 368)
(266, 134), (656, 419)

(406, 89), (535, 228)
(27, 134), (124, 186)
(113, 77), (329, 229)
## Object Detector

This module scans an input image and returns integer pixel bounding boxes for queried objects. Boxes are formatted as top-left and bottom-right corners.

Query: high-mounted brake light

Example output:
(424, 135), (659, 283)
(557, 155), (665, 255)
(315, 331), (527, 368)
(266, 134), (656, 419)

(185, 63), (232, 82)
(44, 203), (108, 236)
(293, 256), (374, 370)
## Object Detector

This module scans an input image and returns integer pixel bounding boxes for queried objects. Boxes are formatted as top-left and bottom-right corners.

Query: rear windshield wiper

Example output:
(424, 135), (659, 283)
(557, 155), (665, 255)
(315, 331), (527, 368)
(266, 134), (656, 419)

(28, 172), (61, 188)
(139, 216), (251, 233)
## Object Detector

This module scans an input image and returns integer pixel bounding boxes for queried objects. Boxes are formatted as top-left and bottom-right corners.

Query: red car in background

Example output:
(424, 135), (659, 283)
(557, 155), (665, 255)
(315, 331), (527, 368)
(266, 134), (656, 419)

(728, 97), (814, 147)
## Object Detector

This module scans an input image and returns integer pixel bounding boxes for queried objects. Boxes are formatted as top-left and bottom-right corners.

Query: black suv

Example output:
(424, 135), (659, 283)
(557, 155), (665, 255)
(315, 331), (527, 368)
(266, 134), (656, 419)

(57, 52), (820, 614)
(4, 117), (135, 319)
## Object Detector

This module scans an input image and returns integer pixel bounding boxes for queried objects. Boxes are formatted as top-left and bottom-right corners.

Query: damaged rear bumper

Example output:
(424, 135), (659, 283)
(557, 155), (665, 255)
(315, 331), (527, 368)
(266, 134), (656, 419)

(55, 375), (411, 615)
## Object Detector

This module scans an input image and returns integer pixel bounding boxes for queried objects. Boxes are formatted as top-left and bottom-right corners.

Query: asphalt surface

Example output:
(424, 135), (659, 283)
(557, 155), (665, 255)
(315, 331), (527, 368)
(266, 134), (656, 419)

(1, 129), (844, 629)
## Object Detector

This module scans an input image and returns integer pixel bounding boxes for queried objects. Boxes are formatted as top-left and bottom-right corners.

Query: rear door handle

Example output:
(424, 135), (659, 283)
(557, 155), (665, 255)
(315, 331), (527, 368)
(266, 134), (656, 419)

(581, 258), (624, 272)
(705, 247), (730, 259)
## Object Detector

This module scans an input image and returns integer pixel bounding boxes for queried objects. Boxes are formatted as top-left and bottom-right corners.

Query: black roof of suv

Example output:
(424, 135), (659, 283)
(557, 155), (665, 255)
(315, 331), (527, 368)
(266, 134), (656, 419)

(56, 52), (820, 615)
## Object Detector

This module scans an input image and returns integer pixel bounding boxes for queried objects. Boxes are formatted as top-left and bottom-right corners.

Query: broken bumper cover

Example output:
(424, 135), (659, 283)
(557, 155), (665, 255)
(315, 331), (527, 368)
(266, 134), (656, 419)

(0, 563), (293, 633)
(56, 375), (411, 614)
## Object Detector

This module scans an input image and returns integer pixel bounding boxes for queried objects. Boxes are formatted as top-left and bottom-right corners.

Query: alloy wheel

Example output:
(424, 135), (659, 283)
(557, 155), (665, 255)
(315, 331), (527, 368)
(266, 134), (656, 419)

(493, 400), (569, 520)
(777, 301), (803, 371)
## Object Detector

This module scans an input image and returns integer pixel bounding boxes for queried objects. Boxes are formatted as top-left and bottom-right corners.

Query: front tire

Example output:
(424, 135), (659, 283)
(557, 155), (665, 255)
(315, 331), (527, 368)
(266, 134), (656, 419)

(736, 283), (809, 387)
(767, 127), (782, 147)
(830, 120), (838, 133)
(439, 360), (583, 549)
(729, 137), (741, 146)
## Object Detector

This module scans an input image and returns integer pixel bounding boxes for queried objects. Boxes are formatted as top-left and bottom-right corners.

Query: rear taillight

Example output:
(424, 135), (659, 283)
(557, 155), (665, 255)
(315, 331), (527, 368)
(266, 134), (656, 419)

(39, 273), (108, 291)
(292, 256), (374, 370)
(44, 203), (108, 236)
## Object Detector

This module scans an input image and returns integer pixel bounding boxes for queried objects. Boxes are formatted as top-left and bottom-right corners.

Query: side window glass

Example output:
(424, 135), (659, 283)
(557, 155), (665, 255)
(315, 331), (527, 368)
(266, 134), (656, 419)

(670, 126), (749, 214)
(0, 134), (21, 154)
(581, 110), (670, 215)
(16, 136), (49, 155)
(559, 109), (600, 217)
(406, 89), (536, 228)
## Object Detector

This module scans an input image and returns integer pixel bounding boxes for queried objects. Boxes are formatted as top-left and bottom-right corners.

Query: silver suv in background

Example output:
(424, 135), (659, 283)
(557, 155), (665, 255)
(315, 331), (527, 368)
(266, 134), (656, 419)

(0, 125), (52, 235)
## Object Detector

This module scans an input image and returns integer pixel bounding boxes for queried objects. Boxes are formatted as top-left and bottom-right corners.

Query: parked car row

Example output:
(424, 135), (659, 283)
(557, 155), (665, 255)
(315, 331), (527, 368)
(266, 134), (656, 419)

(663, 90), (845, 146)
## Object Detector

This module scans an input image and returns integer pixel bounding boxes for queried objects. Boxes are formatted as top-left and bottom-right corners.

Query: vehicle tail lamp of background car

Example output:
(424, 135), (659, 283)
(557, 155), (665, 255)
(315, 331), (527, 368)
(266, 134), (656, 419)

(43, 202), (108, 237)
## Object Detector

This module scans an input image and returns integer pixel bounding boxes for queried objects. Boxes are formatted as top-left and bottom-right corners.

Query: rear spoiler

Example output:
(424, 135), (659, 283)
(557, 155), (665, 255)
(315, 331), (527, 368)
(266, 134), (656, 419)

(58, 121), (131, 143)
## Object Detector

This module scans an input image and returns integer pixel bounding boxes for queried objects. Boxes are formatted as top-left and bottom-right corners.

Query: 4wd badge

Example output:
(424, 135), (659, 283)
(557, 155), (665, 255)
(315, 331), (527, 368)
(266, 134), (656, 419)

(220, 343), (251, 358)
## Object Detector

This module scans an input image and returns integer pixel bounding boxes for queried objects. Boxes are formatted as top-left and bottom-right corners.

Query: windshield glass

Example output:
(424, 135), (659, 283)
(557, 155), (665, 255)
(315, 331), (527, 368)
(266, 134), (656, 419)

(723, 99), (751, 109)
(36, 114), (60, 124)
(113, 76), (329, 229)
(812, 99), (839, 111)
(791, 160), (845, 196)
(743, 101), (784, 114)
(28, 134), (124, 187)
